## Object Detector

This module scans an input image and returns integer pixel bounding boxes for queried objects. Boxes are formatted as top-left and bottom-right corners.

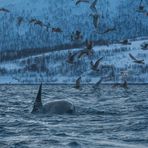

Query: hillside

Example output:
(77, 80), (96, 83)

(0, 0), (148, 84)
(0, 37), (148, 84)
(0, 0), (147, 51)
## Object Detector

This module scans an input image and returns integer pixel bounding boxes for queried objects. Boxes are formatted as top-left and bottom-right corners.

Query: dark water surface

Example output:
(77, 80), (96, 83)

(0, 85), (148, 148)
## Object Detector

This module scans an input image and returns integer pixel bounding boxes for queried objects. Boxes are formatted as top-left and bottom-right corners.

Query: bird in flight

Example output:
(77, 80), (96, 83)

(17, 16), (24, 26)
(66, 51), (78, 64)
(34, 20), (44, 27)
(78, 50), (90, 58)
(90, 57), (103, 71)
(75, 0), (89, 5)
(129, 53), (145, 64)
(52, 27), (63, 33)
(90, 0), (98, 13)
(0, 8), (10, 13)
(29, 18), (44, 27)
(136, 0), (145, 13)
(29, 18), (38, 24)
(71, 30), (83, 41)
(141, 42), (148, 50)
(119, 39), (131, 45)
(98, 27), (116, 34)
(78, 40), (94, 58)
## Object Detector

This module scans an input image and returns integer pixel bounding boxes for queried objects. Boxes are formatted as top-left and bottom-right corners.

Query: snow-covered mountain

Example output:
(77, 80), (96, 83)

(0, 38), (148, 84)
(0, 0), (148, 84)
(0, 0), (147, 51)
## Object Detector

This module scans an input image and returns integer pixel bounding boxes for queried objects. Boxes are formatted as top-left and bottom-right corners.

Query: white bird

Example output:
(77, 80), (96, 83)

(66, 51), (78, 64)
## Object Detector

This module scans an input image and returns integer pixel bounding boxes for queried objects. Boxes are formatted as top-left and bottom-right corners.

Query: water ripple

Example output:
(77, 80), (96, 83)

(0, 85), (148, 148)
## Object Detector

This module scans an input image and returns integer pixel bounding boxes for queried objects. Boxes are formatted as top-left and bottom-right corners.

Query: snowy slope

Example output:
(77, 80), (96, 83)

(0, 0), (148, 84)
(0, 38), (148, 84)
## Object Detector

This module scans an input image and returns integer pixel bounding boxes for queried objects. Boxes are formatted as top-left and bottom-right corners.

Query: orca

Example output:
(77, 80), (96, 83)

(31, 84), (75, 114)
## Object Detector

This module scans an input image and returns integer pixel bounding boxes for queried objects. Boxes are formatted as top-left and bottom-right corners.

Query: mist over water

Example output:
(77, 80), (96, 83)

(0, 85), (148, 148)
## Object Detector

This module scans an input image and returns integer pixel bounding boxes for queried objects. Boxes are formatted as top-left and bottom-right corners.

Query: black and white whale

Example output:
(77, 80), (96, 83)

(31, 84), (75, 114)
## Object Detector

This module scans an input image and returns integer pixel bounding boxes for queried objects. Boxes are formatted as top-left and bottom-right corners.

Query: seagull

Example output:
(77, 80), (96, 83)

(78, 40), (94, 58)
(141, 42), (148, 50)
(66, 51), (78, 64)
(34, 20), (44, 27)
(136, 0), (146, 13)
(90, 57), (103, 71)
(71, 30), (83, 41)
(98, 27), (116, 34)
(52, 27), (63, 33)
(90, 13), (99, 30)
(87, 41), (94, 54)
(75, 77), (81, 89)
(75, 30), (83, 40)
(90, 0), (98, 13)
(0, 8), (10, 13)
(29, 18), (37, 24)
(86, 40), (93, 50)
(76, 0), (89, 5)
(129, 53), (145, 64)
(119, 39), (131, 45)
(78, 50), (89, 58)
(29, 18), (44, 27)
(17, 16), (24, 26)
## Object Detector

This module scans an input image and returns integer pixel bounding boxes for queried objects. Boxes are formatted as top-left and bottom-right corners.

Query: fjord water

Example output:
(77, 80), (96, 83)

(0, 85), (147, 148)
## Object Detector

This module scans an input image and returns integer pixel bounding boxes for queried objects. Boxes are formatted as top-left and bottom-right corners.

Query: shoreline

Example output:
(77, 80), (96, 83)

(0, 83), (148, 85)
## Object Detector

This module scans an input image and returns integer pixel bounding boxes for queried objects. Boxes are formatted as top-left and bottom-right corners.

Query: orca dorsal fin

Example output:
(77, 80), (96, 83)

(31, 83), (43, 113)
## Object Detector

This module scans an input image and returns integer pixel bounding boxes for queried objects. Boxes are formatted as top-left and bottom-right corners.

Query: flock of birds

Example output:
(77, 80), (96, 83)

(136, 0), (148, 16)
(70, 0), (147, 89)
(0, 7), (62, 33)
(69, 38), (147, 90)
(0, 0), (148, 89)
(76, 0), (117, 34)
(0, 0), (147, 37)
(0, 0), (102, 35)
(0, 0), (105, 39)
